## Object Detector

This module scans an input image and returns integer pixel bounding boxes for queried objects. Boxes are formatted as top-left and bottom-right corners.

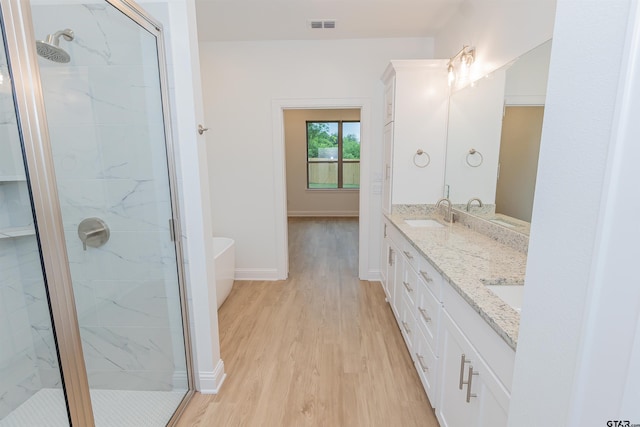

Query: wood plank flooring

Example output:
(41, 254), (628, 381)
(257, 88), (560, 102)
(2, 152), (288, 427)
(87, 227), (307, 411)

(176, 217), (439, 426)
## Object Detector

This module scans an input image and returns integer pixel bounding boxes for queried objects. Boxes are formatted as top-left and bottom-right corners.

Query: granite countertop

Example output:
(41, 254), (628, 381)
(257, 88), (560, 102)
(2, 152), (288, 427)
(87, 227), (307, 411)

(386, 213), (525, 350)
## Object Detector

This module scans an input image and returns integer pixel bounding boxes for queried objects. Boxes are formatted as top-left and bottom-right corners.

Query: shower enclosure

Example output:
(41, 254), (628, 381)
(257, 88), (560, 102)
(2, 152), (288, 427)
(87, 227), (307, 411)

(0, 0), (193, 425)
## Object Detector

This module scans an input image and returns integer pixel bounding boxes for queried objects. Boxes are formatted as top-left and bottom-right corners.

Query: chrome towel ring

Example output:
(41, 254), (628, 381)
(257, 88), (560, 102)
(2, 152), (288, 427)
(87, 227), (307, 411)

(466, 148), (483, 167)
(414, 149), (431, 168)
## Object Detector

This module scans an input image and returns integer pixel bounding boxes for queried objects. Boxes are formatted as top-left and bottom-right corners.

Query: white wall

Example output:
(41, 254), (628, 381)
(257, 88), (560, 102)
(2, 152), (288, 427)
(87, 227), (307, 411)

(284, 109), (360, 217)
(435, 0), (556, 80)
(504, 40), (552, 105)
(144, 0), (223, 393)
(199, 38), (434, 279)
(509, 0), (640, 425)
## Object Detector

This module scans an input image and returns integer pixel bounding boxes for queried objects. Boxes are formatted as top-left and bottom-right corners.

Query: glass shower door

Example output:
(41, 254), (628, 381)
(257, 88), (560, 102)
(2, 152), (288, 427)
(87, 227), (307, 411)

(30, 1), (192, 425)
(0, 16), (69, 427)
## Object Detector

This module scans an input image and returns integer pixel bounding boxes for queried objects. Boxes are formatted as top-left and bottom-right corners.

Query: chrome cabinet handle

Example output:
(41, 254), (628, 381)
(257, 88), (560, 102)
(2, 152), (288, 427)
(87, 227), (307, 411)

(388, 248), (394, 266)
(384, 223), (387, 238)
(403, 250), (413, 260)
(198, 124), (210, 135)
(403, 281), (414, 292)
(465, 366), (479, 402)
(415, 353), (428, 372)
(418, 307), (431, 322)
(402, 321), (411, 335)
(459, 354), (471, 390)
(419, 270), (433, 283)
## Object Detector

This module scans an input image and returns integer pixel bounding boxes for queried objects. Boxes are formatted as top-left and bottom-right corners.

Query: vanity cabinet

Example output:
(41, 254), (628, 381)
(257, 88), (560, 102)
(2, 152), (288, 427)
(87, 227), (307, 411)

(381, 219), (516, 422)
(436, 261), (515, 427)
(382, 218), (442, 407)
(380, 60), (450, 214)
(437, 311), (510, 427)
(383, 218), (404, 316)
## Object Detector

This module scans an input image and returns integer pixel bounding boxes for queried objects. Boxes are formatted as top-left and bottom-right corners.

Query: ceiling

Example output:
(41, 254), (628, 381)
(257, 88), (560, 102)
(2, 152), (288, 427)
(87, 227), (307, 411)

(195, 0), (463, 42)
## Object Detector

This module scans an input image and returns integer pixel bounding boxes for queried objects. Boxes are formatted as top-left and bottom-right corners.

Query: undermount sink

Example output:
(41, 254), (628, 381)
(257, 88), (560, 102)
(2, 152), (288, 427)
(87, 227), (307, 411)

(404, 219), (444, 228)
(485, 285), (524, 312)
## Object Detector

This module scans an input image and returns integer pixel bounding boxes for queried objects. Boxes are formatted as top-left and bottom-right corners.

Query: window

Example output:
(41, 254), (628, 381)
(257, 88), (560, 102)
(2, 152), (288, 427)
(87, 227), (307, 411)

(306, 121), (360, 189)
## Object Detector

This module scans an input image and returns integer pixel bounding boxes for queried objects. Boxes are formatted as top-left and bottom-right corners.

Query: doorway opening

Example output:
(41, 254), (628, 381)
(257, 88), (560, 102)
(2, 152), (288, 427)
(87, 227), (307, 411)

(272, 99), (372, 280)
(284, 109), (361, 216)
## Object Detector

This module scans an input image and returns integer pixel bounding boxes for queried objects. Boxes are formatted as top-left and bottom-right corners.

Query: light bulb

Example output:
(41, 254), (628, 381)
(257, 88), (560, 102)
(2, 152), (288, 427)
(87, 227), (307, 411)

(447, 63), (455, 86)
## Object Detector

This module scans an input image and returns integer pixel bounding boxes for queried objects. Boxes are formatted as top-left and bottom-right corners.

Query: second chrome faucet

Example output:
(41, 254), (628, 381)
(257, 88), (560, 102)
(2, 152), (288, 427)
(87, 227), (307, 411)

(466, 197), (483, 212)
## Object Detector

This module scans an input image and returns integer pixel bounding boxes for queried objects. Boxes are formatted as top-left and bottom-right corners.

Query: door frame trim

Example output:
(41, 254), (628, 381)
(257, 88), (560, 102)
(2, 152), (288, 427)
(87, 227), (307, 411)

(272, 98), (372, 280)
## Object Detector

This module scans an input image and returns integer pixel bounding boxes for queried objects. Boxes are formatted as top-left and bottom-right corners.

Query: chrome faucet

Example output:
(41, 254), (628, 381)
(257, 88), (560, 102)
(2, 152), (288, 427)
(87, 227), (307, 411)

(466, 197), (483, 212)
(436, 198), (454, 223)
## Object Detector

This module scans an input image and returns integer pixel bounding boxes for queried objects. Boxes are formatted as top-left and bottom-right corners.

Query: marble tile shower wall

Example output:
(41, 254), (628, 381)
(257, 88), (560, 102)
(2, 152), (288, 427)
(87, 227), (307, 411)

(32, 4), (187, 392)
(1, 75), (62, 416)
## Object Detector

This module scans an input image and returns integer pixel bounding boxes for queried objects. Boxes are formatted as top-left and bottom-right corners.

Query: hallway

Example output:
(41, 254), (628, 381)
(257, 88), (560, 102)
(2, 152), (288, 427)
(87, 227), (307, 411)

(177, 218), (438, 426)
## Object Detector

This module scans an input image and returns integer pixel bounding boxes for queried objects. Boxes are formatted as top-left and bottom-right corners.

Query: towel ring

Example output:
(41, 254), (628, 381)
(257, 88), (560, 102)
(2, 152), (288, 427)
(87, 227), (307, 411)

(466, 148), (483, 167)
(413, 149), (431, 168)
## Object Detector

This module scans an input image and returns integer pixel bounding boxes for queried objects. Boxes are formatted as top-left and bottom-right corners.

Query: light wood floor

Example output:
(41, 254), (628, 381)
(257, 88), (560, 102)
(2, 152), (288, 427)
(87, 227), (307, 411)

(176, 217), (439, 426)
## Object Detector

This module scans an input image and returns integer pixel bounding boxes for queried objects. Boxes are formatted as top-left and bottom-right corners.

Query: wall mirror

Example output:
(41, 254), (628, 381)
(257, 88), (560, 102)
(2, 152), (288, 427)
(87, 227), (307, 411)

(443, 40), (552, 234)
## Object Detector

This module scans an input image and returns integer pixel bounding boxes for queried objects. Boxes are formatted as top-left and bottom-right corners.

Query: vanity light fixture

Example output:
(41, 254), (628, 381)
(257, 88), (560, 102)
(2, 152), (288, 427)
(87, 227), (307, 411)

(447, 45), (476, 86)
(447, 63), (455, 86)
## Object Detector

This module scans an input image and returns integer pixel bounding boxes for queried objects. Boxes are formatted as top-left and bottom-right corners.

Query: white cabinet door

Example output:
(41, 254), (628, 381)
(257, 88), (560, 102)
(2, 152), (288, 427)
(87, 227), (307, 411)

(383, 238), (396, 303)
(416, 274), (441, 353)
(437, 310), (509, 427)
(391, 244), (404, 317)
(399, 293), (417, 354)
(414, 326), (438, 408)
(382, 241), (389, 298)
(437, 311), (477, 427)
(383, 76), (395, 125)
(401, 260), (418, 307)
(382, 123), (393, 215)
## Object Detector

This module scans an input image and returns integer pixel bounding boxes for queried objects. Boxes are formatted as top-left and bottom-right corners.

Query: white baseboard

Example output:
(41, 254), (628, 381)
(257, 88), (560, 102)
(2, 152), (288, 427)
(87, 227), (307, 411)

(366, 269), (382, 282)
(234, 268), (282, 281)
(287, 211), (359, 217)
(198, 359), (226, 394)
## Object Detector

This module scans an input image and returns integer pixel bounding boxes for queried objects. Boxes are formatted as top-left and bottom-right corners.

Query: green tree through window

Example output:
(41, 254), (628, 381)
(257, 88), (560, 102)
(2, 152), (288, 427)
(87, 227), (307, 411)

(307, 121), (360, 189)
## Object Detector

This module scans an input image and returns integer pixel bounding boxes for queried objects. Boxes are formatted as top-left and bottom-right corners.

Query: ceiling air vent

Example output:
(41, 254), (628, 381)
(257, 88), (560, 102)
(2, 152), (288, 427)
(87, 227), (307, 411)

(308, 20), (336, 29)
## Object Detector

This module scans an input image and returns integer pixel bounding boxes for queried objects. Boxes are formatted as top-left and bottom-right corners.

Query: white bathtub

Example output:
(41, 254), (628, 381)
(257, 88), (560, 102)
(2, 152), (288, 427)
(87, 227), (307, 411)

(213, 237), (235, 309)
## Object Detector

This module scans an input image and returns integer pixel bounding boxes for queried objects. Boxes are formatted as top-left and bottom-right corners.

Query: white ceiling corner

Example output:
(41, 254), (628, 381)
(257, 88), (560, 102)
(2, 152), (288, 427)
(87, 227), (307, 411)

(194, 0), (463, 42)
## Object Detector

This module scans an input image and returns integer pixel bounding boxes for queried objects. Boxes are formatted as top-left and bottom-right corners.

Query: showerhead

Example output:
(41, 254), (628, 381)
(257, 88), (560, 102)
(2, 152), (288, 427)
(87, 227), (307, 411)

(36, 29), (74, 63)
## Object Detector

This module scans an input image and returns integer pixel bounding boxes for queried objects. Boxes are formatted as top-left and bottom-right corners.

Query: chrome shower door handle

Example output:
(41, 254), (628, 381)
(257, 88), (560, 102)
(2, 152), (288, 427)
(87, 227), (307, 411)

(78, 217), (110, 251)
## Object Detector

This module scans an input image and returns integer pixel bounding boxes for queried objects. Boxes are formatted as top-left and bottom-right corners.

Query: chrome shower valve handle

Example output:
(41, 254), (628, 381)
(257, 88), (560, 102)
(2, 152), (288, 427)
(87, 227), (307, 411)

(77, 217), (110, 251)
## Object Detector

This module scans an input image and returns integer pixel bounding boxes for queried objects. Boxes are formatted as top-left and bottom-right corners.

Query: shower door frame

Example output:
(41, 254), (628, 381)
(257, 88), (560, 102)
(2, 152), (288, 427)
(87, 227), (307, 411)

(103, 0), (197, 424)
(101, 1), (197, 425)
(0, 0), (195, 425)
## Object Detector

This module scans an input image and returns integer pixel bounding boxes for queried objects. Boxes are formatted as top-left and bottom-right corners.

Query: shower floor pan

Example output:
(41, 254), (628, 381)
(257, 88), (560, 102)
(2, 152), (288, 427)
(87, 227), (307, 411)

(0, 388), (186, 426)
